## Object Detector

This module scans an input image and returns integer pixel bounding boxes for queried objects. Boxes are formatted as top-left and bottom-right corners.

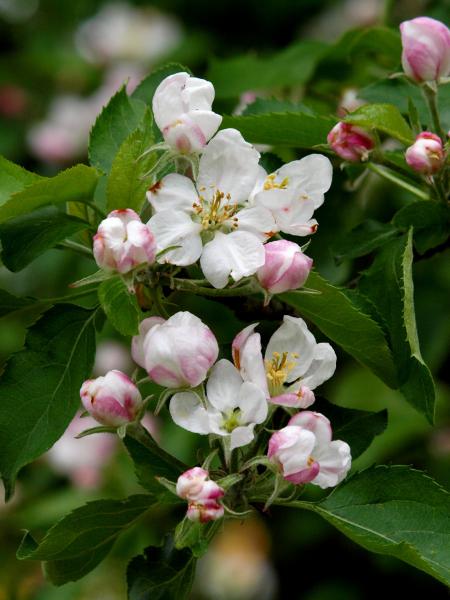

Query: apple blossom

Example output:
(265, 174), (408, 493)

(187, 499), (225, 523)
(152, 72), (222, 153)
(249, 154), (332, 236)
(257, 240), (313, 295)
(131, 312), (219, 388)
(93, 209), (156, 274)
(80, 370), (143, 427)
(327, 122), (375, 162)
(405, 132), (445, 175)
(268, 411), (351, 489)
(170, 359), (268, 451)
(177, 467), (224, 502)
(232, 316), (336, 409)
(400, 17), (450, 83)
(148, 128), (276, 288)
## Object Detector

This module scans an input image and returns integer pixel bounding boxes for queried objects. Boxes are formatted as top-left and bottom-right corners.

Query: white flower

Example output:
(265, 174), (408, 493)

(148, 128), (277, 288)
(268, 411), (351, 489)
(152, 72), (222, 153)
(232, 315), (336, 408)
(250, 154), (333, 236)
(169, 359), (268, 451)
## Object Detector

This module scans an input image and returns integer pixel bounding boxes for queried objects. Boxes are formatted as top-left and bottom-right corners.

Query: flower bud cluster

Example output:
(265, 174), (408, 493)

(176, 467), (225, 523)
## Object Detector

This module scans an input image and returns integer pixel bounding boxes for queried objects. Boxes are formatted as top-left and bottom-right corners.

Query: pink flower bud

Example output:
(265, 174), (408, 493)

(327, 122), (375, 162)
(177, 467), (225, 523)
(268, 411), (351, 489)
(405, 131), (445, 175)
(80, 370), (143, 427)
(131, 312), (219, 388)
(187, 499), (225, 523)
(257, 240), (313, 295)
(93, 209), (156, 274)
(400, 17), (450, 83)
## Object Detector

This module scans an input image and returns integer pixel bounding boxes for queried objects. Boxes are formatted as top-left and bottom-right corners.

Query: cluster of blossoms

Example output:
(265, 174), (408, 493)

(327, 16), (449, 178)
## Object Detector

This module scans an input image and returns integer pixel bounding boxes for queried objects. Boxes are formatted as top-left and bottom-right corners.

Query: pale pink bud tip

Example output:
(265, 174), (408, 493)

(400, 17), (450, 83)
(327, 122), (375, 162)
(405, 131), (445, 175)
(93, 209), (156, 274)
(257, 240), (313, 295)
(177, 467), (225, 523)
(80, 370), (143, 427)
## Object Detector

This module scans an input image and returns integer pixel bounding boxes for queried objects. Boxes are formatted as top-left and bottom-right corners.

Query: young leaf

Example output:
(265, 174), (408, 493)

(314, 398), (387, 459)
(106, 110), (156, 213)
(280, 271), (398, 389)
(332, 220), (399, 263)
(393, 201), (450, 255)
(221, 112), (335, 148)
(123, 423), (186, 495)
(0, 164), (99, 224)
(98, 275), (141, 336)
(0, 305), (97, 499)
(127, 540), (196, 600)
(132, 63), (191, 105)
(0, 156), (43, 206)
(89, 86), (146, 173)
(17, 494), (155, 585)
(359, 230), (435, 422)
(0, 207), (88, 271)
(289, 466), (450, 586)
(344, 103), (414, 145)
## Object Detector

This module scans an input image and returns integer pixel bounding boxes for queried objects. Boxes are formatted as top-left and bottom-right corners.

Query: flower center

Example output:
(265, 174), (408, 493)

(263, 174), (289, 191)
(307, 456), (315, 467)
(264, 351), (298, 396)
(222, 408), (242, 433)
(192, 189), (239, 231)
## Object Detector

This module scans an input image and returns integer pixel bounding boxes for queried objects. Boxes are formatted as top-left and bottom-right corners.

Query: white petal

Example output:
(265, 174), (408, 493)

(277, 199), (317, 236)
(188, 110), (222, 143)
(277, 154), (333, 208)
(197, 129), (260, 204)
(169, 392), (212, 434)
(313, 440), (351, 489)
(206, 359), (242, 412)
(239, 332), (269, 396)
(230, 425), (255, 450)
(148, 210), (202, 266)
(289, 411), (332, 446)
(152, 72), (189, 130)
(200, 231), (265, 289)
(248, 165), (268, 204)
(235, 206), (278, 240)
(238, 382), (268, 425)
(281, 428), (316, 476)
(301, 343), (337, 390)
(265, 315), (316, 382)
(147, 173), (198, 213)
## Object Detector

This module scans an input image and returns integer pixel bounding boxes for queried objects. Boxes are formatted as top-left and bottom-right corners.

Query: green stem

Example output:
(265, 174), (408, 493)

(170, 278), (261, 298)
(39, 288), (97, 304)
(151, 286), (170, 318)
(423, 84), (446, 141)
(56, 240), (93, 258)
(367, 163), (430, 200)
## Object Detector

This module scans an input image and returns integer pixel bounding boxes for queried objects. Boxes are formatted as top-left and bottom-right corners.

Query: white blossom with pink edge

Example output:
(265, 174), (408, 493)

(400, 17), (450, 83)
(170, 359), (268, 451)
(405, 132), (445, 175)
(257, 240), (313, 295)
(80, 370), (143, 427)
(268, 411), (351, 489)
(232, 316), (336, 409)
(249, 154), (332, 237)
(147, 128), (276, 288)
(131, 312), (219, 388)
(177, 467), (225, 523)
(152, 72), (222, 154)
(93, 209), (156, 274)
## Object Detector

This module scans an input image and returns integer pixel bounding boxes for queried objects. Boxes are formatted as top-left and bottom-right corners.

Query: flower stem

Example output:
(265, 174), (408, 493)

(367, 163), (430, 200)
(56, 239), (93, 258)
(422, 84), (446, 141)
(169, 278), (261, 297)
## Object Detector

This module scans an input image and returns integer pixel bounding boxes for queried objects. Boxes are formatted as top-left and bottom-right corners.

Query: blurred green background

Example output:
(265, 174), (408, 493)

(0, 0), (449, 598)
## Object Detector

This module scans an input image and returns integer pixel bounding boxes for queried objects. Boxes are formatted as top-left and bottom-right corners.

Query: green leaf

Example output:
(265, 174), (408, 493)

(315, 399), (387, 460)
(17, 495), (155, 585)
(132, 63), (191, 105)
(0, 207), (88, 271)
(127, 540), (196, 600)
(124, 423), (186, 495)
(0, 289), (35, 318)
(359, 230), (435, 422)
(0, 156), (43, 206)
(98, 276), (141, 336)
(208, 41), (328, 99)
(221, 112), (335, 148)
(393, 201), (450, 255)
(106, 110), (156, 213)
(242, 97), (313, 116)
(0, 164), (99, 224)
(290, 466), (450, 586)
(330, 26), (401, 65)
(0, 305), (97, 499)
(281, 271), (397, 388)
(89, 86), (146, 173)
(344, 103), (413, 145)
(332, 220), (399, 263)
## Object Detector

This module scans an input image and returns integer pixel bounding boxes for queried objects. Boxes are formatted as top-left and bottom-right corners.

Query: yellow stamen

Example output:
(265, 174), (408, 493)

(263, 173), (289, 191)
(264, 351), (299, 396)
